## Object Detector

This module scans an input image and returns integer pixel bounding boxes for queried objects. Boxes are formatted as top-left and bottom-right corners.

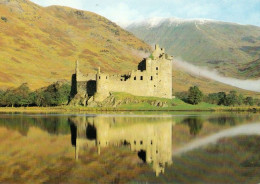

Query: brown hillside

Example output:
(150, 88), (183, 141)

(0, 0), (150, 89)
(0, 0), (259, 97)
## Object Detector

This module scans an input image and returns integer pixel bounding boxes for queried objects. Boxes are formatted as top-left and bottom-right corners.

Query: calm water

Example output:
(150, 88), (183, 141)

(0, 112), (260, 184)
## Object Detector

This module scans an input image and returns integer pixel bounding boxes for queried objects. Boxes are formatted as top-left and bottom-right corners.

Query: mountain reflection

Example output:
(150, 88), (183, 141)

(69, 116), (173, 176)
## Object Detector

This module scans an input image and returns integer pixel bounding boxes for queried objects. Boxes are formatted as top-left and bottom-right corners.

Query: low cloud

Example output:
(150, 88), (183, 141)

(131, 49), (150, 59)
(173, 59), (260, 92)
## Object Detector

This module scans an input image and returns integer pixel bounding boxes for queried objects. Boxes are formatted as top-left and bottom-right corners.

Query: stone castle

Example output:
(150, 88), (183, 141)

(69, 116), (173, 176)
(71, 44), (173, 105)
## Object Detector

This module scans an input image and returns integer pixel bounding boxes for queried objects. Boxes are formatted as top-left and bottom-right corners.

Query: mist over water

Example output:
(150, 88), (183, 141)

(173, 59), (260, 92)
(173, 122), (260, 156)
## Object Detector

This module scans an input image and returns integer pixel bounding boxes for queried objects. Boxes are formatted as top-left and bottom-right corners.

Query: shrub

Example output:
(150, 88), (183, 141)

(1, 16), (7, 22)
(224, 91), (240, 106)
(149, 54), (154, 60)
(175, 91), (189, 102)
(244, 97), (254, 106)
(187, 86), (203, 105)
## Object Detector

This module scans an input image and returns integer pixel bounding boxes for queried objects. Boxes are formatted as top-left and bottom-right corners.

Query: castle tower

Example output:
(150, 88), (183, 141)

(155, 44), (160, 51)
(153, 44), (162, 59)
(149, 44), (173, 98)
(75, 60), (80, 75)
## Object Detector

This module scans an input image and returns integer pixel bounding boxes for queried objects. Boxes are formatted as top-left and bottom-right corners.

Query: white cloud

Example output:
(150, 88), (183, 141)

(95, 2), (144, 27)
(30, 0), (260, 27)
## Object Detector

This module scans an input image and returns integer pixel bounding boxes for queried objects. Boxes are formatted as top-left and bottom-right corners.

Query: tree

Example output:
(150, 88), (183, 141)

(2, 83), (32, 107)
(217, 92), (227, 105)
(43, 91), (52, 106)
(0, 81), (71, 107)
(237, 94), (244, 105)
(0, 90), (4, 106)
(207, 93), (219, 104)
(187, 86), (203, 105)
(244, 97), (254, 106)
(4, 89), (18, 107)
(35, 91), (45, 107)
(224, 91), (239, 106)
(28, 92), (37, 106)
(34, 82), (70, 107)
(15, 84), (31, 107)
(256, 99), (260, 106)
(56, 83), (70, 105)
(175, 91), (189, 103)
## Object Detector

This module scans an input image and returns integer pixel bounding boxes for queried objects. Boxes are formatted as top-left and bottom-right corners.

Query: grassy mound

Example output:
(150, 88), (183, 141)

(92, 92), (218, 111)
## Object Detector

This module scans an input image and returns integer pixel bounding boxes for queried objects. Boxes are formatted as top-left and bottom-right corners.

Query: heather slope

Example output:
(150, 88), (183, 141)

(0, 0), (150, 89)
(0, 1), (259, 98)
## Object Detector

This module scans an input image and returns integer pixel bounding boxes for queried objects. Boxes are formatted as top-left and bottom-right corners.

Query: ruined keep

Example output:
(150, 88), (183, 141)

(71, 44), (173, 105)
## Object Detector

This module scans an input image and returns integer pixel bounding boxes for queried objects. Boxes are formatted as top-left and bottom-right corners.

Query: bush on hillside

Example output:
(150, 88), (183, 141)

(1, 16), (7, 22)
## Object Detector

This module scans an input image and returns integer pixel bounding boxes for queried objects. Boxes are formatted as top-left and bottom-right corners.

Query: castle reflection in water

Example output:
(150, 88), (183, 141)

(69, 116), (173, 176)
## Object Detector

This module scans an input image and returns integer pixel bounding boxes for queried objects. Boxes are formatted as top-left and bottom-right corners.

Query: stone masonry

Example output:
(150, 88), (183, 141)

(71, 44), (173, 104)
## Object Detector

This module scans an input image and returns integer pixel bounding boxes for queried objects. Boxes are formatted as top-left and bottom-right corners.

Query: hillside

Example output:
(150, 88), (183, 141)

(0, 1), (259, 98)
(172, 67), (260, 98)
(0, 0), (150, 89)
(127, 18), (260, 79)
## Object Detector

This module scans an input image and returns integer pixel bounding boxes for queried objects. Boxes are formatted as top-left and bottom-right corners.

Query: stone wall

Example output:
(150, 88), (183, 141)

(73, 44), (173, 103)
(95, 45), (173, 101)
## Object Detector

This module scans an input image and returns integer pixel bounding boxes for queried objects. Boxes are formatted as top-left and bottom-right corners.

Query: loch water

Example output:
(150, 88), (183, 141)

(0, 112), (260, 184)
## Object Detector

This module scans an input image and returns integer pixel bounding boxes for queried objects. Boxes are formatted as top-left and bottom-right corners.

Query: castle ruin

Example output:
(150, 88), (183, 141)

(71, 44), (173, 104)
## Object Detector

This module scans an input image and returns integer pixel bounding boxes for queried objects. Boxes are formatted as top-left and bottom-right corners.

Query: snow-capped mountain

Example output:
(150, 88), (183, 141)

(127, 17), (260, 79)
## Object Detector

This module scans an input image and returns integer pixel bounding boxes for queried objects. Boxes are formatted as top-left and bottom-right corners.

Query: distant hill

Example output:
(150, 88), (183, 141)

(172, 67), (260, 98)
(0, 0), (151, 89)
(127, 18), (260, 79)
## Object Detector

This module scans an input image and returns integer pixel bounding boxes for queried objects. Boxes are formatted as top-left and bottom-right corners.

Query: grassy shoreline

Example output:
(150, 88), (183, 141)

(0, 105), (259, 113)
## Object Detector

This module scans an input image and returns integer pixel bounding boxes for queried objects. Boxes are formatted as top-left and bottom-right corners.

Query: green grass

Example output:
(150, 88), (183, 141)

(118, 102), (217, 111)
(0, 92), (260, 112)
(106, 92), (217, 111)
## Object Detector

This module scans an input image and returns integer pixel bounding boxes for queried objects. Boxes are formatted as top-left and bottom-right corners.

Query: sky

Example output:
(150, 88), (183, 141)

(31, 0), (260, 27)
